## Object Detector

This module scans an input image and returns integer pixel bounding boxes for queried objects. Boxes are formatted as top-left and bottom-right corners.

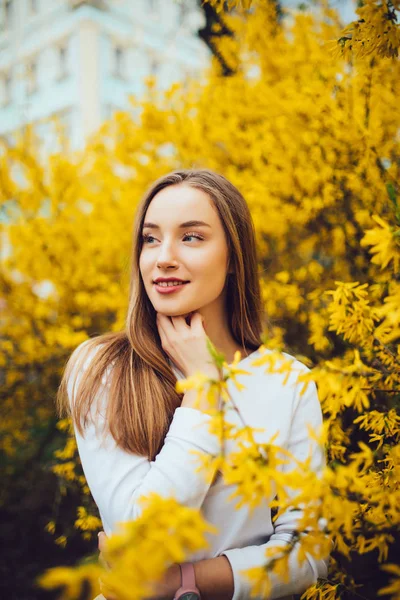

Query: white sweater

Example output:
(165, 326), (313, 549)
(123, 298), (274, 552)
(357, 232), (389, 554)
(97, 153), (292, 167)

(68, 341), (329, 600)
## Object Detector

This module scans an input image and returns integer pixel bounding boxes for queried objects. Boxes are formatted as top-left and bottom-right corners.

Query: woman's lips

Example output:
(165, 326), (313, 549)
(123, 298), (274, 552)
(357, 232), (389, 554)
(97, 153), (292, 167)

(154, 282), (190, 295)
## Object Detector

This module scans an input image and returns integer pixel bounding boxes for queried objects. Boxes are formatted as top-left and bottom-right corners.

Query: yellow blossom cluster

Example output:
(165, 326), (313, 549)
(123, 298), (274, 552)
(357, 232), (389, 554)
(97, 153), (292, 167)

(203, 0), (400, 60)
(74, 507), (103, 541)
(39, 494), (217, 600)
(335, 0), (400, 60)
(39, 334), (400, 599)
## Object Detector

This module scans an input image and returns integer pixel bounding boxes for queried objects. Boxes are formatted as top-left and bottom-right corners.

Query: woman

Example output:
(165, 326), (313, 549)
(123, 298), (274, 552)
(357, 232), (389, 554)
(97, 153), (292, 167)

(58, 169), (329, 600)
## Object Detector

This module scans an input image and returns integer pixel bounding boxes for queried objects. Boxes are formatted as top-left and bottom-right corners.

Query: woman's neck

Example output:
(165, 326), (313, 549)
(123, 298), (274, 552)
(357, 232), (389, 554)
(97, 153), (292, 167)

(199, 309), (251, 365)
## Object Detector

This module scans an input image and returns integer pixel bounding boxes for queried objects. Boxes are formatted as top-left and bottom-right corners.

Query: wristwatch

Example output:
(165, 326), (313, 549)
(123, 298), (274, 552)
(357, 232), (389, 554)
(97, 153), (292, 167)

(174, 562), (202, 600)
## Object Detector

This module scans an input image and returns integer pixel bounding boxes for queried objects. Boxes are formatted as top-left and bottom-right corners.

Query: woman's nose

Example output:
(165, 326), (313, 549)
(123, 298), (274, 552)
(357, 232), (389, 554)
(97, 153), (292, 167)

(156, 242), (179, 269)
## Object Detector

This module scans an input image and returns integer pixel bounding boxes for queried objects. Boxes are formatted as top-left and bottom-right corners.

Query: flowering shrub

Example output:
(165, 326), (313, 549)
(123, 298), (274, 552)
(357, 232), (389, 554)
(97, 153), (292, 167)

(204, 0), (400, 60)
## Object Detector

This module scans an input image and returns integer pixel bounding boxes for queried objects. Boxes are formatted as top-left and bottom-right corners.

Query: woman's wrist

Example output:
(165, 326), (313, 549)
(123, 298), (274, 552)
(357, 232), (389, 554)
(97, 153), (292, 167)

(194, 556), (234, 600)
(181, 365), (221, 412)
(167, 563), (182, 599)
(145, 562), (181, 600)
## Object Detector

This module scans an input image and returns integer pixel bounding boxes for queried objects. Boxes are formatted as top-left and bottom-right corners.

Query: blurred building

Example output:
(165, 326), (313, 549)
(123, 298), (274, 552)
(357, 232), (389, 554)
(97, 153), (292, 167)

(0, 0), (210, 149)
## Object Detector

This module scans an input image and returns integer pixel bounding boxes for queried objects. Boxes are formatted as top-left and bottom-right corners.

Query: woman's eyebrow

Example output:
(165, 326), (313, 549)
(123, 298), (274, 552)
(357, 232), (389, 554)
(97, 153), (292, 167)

(142, 220), (212, 229)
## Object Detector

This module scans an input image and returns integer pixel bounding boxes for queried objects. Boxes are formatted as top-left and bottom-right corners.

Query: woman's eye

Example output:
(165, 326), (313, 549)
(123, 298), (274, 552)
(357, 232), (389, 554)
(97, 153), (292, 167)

(142, 233), (203, 244)
(142, 234), (155, 244)
(183, 233), (203, 242)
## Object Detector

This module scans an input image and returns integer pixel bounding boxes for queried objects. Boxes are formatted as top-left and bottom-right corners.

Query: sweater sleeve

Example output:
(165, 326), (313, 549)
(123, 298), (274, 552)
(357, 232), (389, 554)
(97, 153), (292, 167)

(221, 377), (330, 600)
(67, 342), (221, 534)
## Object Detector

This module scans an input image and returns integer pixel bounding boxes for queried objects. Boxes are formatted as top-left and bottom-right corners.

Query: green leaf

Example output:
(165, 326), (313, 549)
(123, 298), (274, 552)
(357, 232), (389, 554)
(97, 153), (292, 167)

(79, 551), (99, 566)
(206, 337), (226, 368)
(386, 182), (397, 208)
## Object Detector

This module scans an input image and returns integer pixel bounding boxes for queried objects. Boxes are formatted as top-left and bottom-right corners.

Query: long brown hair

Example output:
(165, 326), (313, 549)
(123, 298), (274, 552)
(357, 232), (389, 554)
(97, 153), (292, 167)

(57, 169), (266, 460)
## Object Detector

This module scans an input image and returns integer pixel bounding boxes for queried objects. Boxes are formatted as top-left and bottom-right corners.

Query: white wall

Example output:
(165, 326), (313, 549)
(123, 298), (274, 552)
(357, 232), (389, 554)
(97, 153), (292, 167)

(0, 0), (209, 149)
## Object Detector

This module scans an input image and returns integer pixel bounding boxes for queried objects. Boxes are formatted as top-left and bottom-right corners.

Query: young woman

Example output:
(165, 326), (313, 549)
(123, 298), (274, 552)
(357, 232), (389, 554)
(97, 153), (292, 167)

(58, 169), (329, 600)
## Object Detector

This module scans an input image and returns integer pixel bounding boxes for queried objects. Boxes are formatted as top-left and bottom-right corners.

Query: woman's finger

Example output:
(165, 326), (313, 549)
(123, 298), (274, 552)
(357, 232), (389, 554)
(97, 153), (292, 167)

(99, 550), (111, 570)
(170, 315), (192, 333)
(157, 314), (187, 374)
(157, 312), (176, 334)
(98, 532), (112, 571)
(191, 311), (206, 332)
(98, 531), (107, 552)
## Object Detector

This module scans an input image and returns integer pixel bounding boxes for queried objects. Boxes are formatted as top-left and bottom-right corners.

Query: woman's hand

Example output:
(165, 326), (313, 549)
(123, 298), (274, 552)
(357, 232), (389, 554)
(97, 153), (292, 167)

(97, 531), (181, 600)
(98, 532), (117, 600)
(157, 312), (219, 381)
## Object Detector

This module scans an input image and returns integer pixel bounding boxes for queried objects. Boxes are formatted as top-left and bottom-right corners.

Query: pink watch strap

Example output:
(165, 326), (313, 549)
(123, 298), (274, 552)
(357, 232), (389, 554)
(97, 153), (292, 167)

(174, 562), (201, 599)
(181, 563), (196, 588)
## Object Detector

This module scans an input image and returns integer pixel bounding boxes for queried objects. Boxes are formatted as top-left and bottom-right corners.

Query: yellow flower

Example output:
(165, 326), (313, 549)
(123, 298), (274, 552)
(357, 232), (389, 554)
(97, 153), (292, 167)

(74, 506), (102, 531)
(55, 536), (67, 548)
(38, 564), (102, 599)
(379, 563), (400, 598)
(361, 215), (400, 272)
(45, 521), (56, 535)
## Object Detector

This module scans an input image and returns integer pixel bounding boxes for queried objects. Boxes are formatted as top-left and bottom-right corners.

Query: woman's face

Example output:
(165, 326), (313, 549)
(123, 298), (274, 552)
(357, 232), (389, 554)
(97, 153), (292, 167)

(139, 183), (231, 318)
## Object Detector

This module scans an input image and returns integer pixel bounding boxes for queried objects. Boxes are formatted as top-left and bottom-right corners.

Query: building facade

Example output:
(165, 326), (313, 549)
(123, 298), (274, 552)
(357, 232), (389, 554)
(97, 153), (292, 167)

(0, 0), (210, 149)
